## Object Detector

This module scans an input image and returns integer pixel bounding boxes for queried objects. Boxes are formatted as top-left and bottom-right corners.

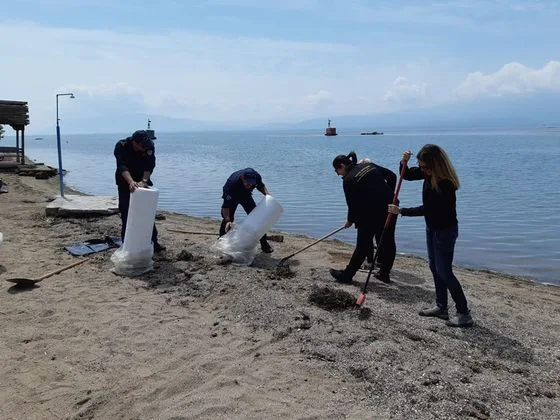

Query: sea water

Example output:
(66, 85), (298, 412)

(23, 128), (560, 285)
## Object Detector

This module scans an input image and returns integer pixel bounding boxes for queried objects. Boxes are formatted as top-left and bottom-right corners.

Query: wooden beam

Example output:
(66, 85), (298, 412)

(0, 100), (28, 105)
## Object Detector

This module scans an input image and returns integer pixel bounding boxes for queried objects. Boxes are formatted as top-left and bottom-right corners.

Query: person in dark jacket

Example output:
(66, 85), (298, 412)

(219, 168), (273, 253)
(114, 130), (165, 253)
(388, 145), (473, 328)
(330, 151), (397, 284)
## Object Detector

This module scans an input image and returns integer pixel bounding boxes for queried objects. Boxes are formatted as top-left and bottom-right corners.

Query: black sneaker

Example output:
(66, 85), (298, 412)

(261, 242), (274, 253)
(419, 306), (449, 320)
(446, 312), (474, 328)
(153, 242), (167, 253)
(329, 268), (352, 284)
(374, 271), (391, 284)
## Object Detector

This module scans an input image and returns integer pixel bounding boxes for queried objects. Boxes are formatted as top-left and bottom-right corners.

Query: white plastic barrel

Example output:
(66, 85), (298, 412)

(111, 187), (159, 276)
(122, 187), (159, 254)
(238, 194), (283, 239)
(213, 195), (283, 264)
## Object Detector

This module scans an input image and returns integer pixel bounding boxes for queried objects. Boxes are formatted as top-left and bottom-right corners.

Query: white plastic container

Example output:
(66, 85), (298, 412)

(213, 195), (283, 264)
(111, 187), (159, 276)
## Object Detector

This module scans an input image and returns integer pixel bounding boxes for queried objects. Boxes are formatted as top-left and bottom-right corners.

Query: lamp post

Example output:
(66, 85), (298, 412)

(56, 93), (75, 198)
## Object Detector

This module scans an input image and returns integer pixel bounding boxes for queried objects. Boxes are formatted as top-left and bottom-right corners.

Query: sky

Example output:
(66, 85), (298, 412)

(1, 0), (560, 132)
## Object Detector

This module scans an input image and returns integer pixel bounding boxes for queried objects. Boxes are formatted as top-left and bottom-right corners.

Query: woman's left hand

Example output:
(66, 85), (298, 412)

(388, 204), (400, 215)
(344, 220), (353, 228)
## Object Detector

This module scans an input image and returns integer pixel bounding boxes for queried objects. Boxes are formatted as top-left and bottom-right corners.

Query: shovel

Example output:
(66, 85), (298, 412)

(277, 225), (346, 267)
(167, 228), (218, 236)
(6, 258), (89, 287)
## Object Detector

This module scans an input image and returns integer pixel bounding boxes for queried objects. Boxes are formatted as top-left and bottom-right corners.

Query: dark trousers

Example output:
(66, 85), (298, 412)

(345, 215), (397, 279)
(219, 195), (268, 247)
(426, 225), (469, 314)
(118, 186), (158, 244)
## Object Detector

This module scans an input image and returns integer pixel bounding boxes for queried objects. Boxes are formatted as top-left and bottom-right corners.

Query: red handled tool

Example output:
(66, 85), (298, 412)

(356, 161), (408, 306)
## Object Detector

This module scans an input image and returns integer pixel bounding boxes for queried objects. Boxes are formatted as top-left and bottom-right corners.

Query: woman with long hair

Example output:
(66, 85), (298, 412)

(388, 144), (473, 327)
(331, 151), (397, 284)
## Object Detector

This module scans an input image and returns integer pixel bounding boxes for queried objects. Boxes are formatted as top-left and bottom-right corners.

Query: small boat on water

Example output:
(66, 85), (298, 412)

(360, 131), (383, 135)
(324, 119), (337, 136)
(34, 137), (44, 140)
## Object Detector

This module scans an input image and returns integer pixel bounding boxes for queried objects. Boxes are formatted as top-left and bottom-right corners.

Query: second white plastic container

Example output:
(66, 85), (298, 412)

(213, 195), (284, 264)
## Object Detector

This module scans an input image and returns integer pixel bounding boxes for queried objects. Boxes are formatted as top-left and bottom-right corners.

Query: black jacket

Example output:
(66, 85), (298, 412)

(114, 138), (156, 188)
(343, 162), (396, 227)
(399, 164), (458, 230)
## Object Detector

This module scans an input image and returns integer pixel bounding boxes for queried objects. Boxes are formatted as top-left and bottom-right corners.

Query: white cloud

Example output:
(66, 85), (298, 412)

(204, 0), (320, 10)
(454, 61), (560, 100)
(383, 77), (428, 104)
(57, 83), (145, 117)
(1, 22), (403, 130)
(302, 90), (335, 115)
(304, 90), (333, 105)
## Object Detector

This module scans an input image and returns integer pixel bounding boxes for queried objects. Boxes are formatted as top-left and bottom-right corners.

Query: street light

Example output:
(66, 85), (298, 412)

(56, 93), (75, 198)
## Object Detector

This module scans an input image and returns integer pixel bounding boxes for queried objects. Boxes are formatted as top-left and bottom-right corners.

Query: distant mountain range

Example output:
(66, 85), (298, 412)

(35, 92), (560, 134)
(272, 93), (560, 131)
(52, 113), (243, 135)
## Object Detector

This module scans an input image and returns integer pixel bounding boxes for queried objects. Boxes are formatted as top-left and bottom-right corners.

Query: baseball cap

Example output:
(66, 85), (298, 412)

(131, 130), (153, 147)
(243, 172), (258, 185)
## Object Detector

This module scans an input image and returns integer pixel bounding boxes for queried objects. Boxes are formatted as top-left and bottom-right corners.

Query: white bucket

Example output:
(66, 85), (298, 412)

(111, 187), (159, 276)
(213, 195), (283, 264)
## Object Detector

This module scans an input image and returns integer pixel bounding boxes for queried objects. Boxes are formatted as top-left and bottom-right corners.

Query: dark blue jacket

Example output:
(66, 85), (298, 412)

(114, 138), (156, 187)
(222, 168), (265, 202)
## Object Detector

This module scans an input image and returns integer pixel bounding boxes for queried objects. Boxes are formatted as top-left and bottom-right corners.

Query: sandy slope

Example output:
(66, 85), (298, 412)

(0, 172), (559, 420)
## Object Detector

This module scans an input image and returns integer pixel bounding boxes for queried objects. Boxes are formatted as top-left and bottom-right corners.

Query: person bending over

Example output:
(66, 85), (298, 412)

(330, 151), (397, 284)
(219, 168), (273, 253)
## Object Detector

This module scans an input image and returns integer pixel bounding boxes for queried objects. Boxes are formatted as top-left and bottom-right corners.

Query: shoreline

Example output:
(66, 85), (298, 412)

(1, 172), (559, 419)
(23, 139), (558, 285)
(64, 180), (558, 288)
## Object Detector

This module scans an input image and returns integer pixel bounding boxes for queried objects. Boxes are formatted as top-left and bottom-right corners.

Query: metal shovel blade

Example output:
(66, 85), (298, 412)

(5, 277), (38, 287)
(5, 258), (89, 287)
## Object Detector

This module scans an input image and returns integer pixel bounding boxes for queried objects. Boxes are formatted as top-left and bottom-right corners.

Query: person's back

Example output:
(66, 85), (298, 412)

(343, 162), (395, 225)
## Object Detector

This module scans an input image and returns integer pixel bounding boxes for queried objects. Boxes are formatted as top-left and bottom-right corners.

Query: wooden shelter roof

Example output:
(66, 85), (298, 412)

(0, 100), (30, 130)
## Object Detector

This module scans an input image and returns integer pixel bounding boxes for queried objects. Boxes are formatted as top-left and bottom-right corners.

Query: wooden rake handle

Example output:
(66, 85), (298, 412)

(279, 225), (346, 264)
(167, 228), (217, 235)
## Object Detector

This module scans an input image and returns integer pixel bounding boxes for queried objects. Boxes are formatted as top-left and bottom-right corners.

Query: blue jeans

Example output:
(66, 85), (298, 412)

(426, 225), (469, 314)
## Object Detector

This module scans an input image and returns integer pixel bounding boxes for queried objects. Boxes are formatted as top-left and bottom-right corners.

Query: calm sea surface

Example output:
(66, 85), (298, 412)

(22, 128), (560, 285)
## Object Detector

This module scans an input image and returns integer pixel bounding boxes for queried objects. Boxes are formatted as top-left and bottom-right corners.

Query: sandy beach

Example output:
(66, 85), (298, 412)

(0, 172), (559, 419)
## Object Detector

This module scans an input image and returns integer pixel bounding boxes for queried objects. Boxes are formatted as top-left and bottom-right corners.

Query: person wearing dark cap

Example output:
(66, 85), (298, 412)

(114, 130), (165, 253)
(219, 168), (273, 253)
